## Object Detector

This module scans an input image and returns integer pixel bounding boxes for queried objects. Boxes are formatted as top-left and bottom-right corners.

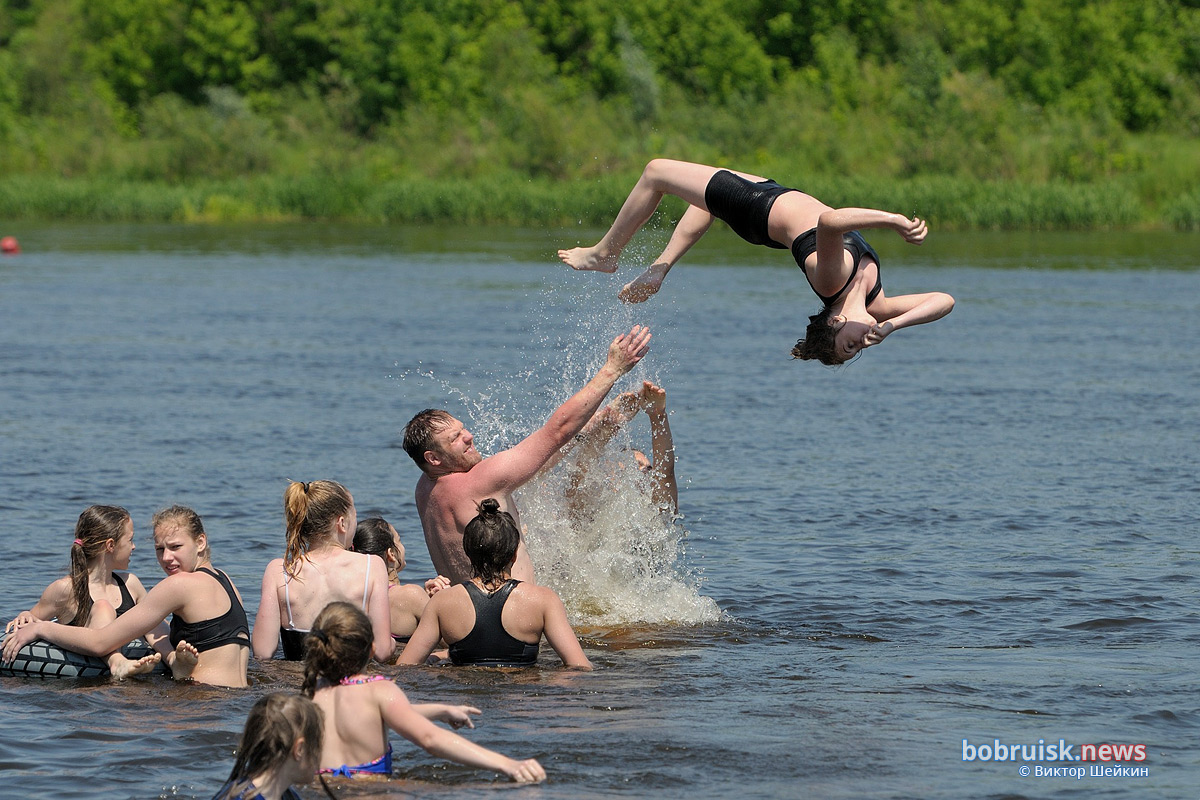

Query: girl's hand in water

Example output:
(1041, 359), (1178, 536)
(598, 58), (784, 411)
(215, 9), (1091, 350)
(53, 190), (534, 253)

(505, 757), (547, 783)
(864, 321), (894, 347)
(897, 215), (928, 244)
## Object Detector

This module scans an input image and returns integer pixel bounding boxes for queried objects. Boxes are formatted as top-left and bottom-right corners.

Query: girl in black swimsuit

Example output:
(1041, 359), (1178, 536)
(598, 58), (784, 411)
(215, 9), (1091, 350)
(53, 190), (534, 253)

(558, 158), (954, 365)
(396, 499), (592, 669)
(3, 505), (162, 678)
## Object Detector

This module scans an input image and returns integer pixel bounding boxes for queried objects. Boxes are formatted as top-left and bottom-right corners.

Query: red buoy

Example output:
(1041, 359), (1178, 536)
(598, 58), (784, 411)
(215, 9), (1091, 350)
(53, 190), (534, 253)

(0, 236), (19, 254)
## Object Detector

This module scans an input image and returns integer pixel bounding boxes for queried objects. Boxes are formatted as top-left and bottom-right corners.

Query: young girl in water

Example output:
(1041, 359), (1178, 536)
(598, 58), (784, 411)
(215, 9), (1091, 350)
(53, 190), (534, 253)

(2, 505), (250, 687)
(558, 158), (954, 365)
(397, 499), (593, 670)
(351, 517), (448, 645)
(302, 601), (545, 783)
(4, 505), (162, 678)
(252, 481), (392, 663)
(213, 693), (336, 800)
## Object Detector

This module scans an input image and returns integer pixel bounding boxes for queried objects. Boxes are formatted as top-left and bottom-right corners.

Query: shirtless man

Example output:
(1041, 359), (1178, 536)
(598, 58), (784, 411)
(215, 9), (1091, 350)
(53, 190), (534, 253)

(402, 325), (652, 585)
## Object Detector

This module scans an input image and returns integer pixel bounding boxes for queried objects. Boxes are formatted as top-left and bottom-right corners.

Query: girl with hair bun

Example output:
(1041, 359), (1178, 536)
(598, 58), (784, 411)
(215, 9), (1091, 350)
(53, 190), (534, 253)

(213, 693), (335, 800)
(397, 499), (592, 670)
(252, 481), (392, 663)
(3, 505), (250, 686)
(3, 505), (162, 678)
(302, 602), (545, 783)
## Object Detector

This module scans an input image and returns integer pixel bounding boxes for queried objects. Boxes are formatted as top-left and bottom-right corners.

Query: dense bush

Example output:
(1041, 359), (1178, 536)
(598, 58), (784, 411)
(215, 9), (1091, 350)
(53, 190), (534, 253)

(1, 0), (1198, 227)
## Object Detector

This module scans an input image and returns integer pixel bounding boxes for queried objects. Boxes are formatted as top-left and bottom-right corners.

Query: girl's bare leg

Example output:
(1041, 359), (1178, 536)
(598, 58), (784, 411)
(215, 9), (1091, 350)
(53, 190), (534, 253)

(619, 204), (715, 303)
(558, 159), (720, 273)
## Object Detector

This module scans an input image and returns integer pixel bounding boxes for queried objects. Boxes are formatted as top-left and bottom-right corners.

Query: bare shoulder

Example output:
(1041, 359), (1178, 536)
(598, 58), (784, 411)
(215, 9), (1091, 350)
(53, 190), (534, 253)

(42, 576), (74, 603)
(121, 572), (150, 598)
(393, 583), (428, 603)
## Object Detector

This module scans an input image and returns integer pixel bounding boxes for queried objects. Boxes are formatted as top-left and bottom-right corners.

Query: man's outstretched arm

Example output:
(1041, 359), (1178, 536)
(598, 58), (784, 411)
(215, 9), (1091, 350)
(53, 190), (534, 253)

(469, 325), (652, 497)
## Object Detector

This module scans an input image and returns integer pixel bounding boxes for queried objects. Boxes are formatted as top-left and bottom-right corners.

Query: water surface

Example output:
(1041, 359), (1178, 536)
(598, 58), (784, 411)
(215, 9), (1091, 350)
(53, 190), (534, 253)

(0, 222), (1197, 799)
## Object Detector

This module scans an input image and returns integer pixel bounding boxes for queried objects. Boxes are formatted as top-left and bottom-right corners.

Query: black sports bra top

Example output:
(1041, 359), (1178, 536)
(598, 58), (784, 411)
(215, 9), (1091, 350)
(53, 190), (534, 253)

(790, 228), (883, 307)
(169, 567), (250, 653)
(448, 580), (540, 667)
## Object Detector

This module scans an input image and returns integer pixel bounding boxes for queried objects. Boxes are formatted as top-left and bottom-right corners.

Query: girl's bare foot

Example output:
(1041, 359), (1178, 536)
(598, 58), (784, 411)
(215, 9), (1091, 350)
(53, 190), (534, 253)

(170, 639), (200, 681)
(619, 263), (670, 303)
(109, 652), (161, 680)
(558, 246), (620, 273)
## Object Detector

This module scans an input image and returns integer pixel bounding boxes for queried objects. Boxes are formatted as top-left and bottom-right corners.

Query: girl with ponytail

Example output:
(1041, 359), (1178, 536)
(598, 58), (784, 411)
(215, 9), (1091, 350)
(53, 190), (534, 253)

(3, 505), (162, 678)
(252, 481), (392, 663)
(302, 602), (544, 783)
(397, 499), (592, 670)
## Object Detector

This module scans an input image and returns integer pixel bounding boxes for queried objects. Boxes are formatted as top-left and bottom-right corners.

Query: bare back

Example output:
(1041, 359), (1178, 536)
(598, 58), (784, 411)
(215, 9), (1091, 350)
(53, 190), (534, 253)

(416, 473), (531, 585)
(271, 550), (377, 630)
(312, 680), (392, 771)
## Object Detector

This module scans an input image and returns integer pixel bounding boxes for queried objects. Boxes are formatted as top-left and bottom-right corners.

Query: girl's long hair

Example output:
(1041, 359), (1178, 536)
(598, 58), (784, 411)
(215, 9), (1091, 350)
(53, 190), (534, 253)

(68, 505), (131, 627)
(217, 693), (337, 800)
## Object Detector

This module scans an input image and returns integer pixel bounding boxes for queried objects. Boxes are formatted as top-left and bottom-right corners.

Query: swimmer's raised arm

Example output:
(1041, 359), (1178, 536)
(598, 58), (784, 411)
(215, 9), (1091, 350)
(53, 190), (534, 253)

(466, 326), (651, 498)
(814, 209), (926, 281)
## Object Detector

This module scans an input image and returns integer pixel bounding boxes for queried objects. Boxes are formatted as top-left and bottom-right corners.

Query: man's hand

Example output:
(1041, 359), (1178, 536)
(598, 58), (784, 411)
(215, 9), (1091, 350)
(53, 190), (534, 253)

(606, 325), (652, 376)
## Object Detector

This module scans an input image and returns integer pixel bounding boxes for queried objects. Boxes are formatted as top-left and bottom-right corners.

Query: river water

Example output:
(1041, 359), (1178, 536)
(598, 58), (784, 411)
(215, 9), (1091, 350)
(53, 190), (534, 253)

(0, 222), (1197, 799)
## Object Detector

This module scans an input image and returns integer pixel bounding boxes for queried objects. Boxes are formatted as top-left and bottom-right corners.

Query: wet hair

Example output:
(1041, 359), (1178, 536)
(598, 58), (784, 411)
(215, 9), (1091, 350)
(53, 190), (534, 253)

(68, 505), (131, 627)
(791, 307), (846, 366)
(151, 505), (211, 562)
(283, 480), (353, 577)
(353, 517), (397, 565)
(301, 601), (373, 697)
(217, 693), (335, 800)
(402, 409), (455, 472)
(463, 498), (520, 585)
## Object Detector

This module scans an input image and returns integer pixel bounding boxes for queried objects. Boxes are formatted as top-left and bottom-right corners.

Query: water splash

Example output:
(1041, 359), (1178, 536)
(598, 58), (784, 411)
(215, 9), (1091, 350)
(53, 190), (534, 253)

(394, 257), (721, 627)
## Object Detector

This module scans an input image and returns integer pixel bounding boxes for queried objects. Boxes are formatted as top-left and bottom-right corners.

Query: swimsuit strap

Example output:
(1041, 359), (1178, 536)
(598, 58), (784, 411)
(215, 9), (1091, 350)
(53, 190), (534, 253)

(362, 553), (370, 609)
(283, 567), (295, 629)
(338, 674), (388, 686)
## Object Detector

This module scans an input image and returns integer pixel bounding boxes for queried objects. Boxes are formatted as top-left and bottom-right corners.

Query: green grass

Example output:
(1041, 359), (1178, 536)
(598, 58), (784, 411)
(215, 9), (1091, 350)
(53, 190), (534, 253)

(0, 173), (1191, 230)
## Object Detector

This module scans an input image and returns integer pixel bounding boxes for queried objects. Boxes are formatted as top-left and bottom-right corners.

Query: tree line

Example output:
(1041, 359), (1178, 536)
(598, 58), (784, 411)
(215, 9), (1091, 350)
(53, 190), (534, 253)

(2, 0), (1198, 226)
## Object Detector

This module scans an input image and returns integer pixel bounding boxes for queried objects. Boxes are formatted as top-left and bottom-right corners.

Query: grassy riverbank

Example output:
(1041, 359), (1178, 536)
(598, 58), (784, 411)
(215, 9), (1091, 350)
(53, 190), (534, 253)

(3, 173), (1199, 230)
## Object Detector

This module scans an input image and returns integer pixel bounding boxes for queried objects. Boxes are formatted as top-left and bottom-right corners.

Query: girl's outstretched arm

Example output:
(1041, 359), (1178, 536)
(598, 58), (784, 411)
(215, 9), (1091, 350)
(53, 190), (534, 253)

(379, 683), (545, 782)
(2, 577), (185, 661)
(411, 703), (480, 729)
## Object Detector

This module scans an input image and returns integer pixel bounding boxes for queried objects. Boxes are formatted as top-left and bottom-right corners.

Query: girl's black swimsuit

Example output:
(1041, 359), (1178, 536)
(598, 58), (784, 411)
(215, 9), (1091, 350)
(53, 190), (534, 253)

(448, 579), (540, 667)
(703, 169), (883, 307)
(169, 567), (250, 652)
